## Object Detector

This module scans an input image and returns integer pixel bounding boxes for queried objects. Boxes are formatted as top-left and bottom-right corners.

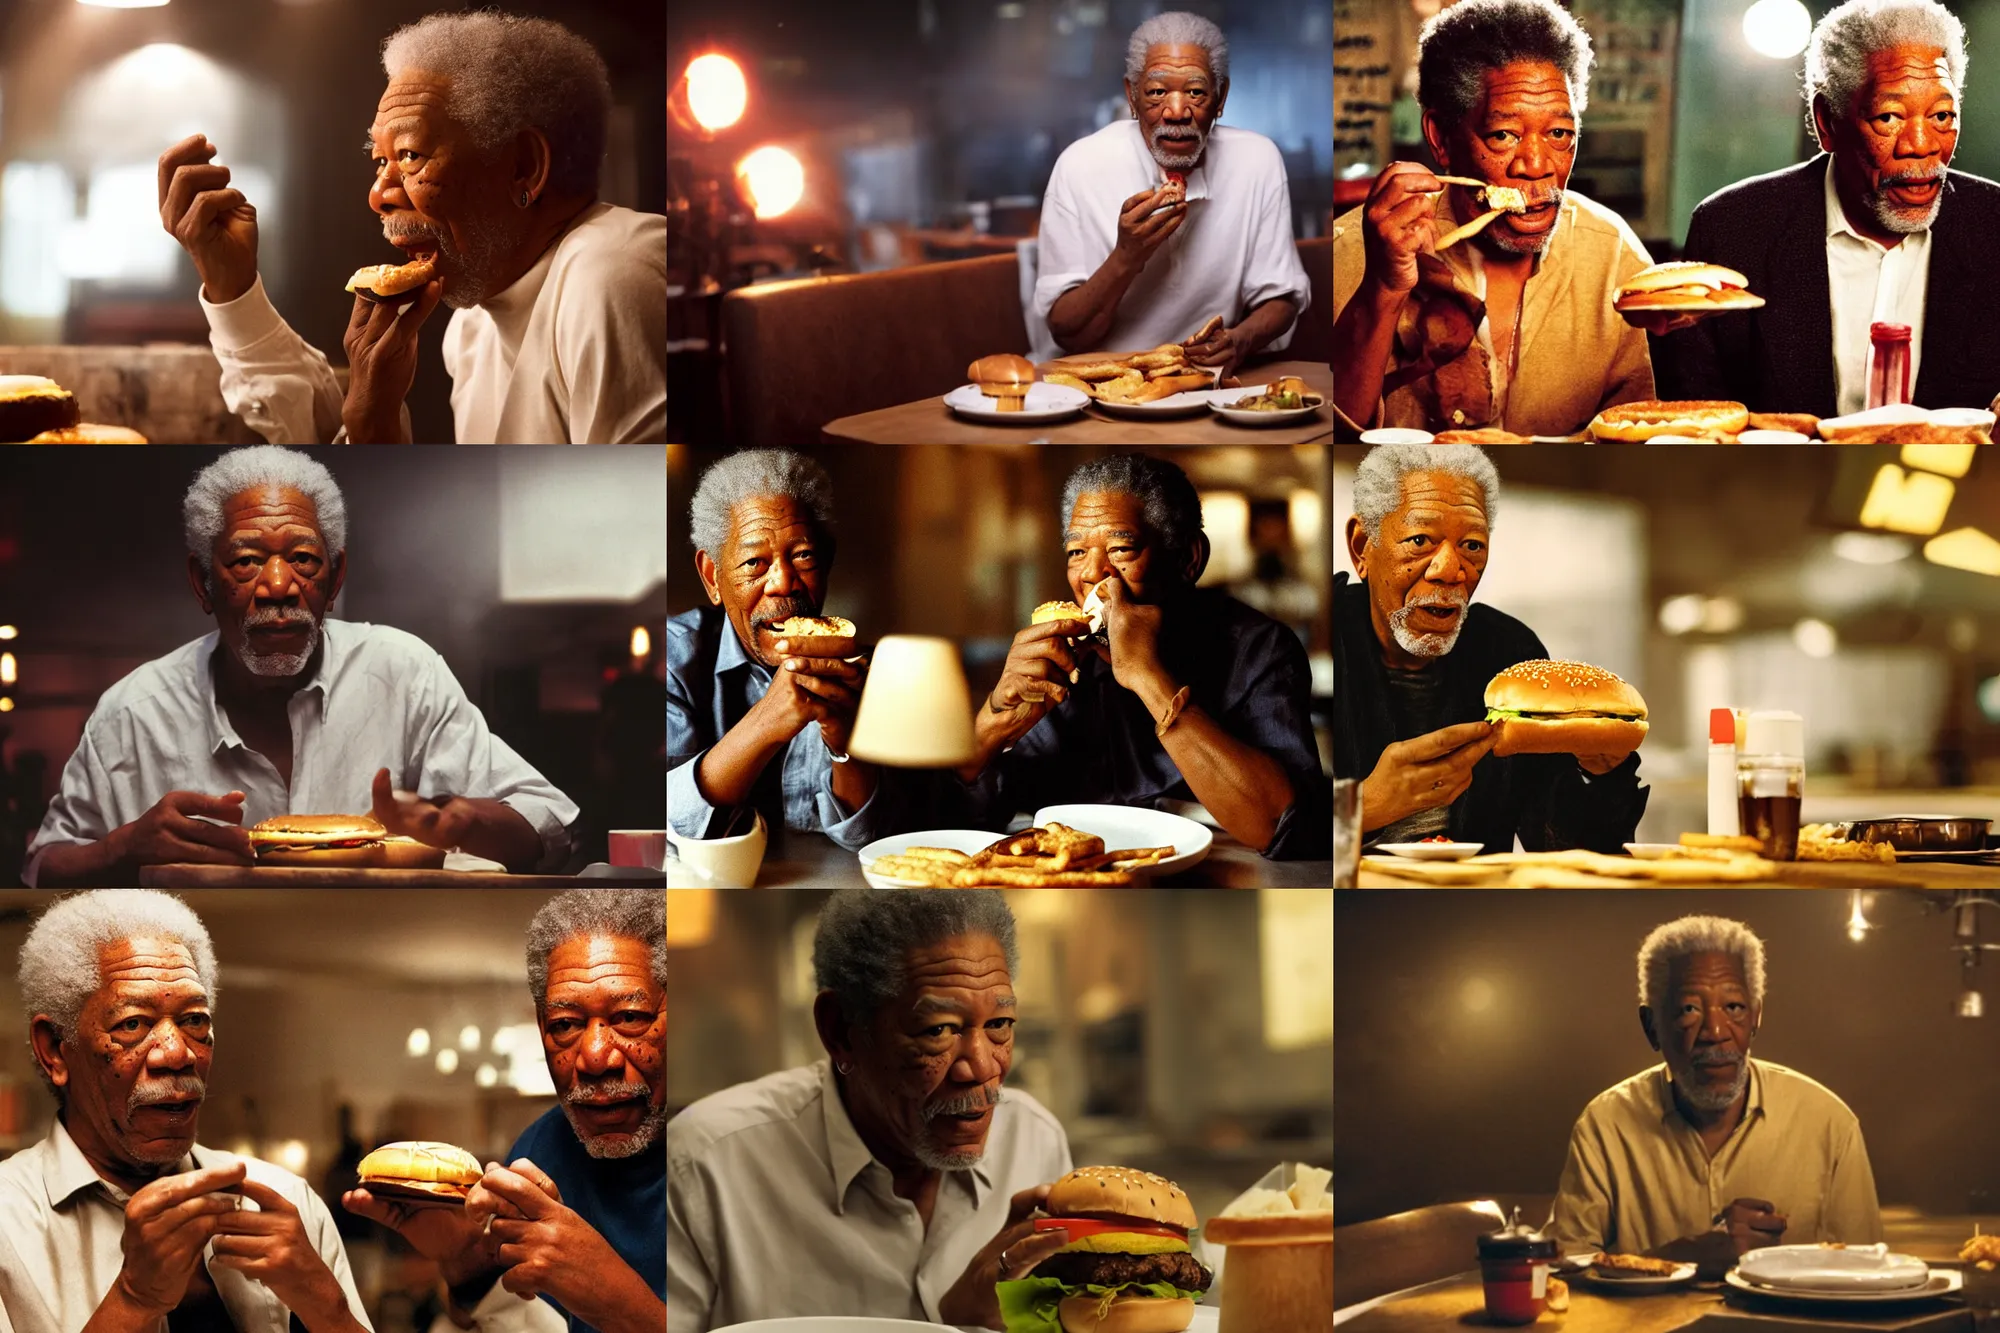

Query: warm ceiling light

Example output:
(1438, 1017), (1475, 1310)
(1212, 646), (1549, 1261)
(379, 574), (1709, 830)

(1901, 443), (1977, 478)
(685, 54), (747, 132)
(79, 0), (171, 7)
(1860, 465), (1954, 535)
(1924, 527), (2000, 577)
(737, 146), (805, 219)
(1792, 618), (1838, 658)
(631, 626), (652, 659)
(1832, 531), (1914, 565)
(0, 625), (16, 640)
(1742, 0), (1810, 58)
(0, 698), (13, 713)
(1658, 593), (1705, 636)
(1700, 596), (1745, 635)
(435, 1047), (460, 1075)
(405, 1027), (431, 1057)
(0, 653), (15, 685)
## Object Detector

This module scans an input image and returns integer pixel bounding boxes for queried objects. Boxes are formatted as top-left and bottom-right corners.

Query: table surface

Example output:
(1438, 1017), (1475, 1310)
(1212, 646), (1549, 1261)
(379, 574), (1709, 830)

(750, 825), (1332, 888)
(821, 360), (1332, 444)
(140, 865), (663, 888)
(1337, 1268), (1979, 1332)
(1356, 858), (2000, 889)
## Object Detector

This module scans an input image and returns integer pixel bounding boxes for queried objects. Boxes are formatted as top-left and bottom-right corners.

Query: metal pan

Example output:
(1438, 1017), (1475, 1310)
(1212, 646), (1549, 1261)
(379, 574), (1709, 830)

(1846, 815), (1993, 853)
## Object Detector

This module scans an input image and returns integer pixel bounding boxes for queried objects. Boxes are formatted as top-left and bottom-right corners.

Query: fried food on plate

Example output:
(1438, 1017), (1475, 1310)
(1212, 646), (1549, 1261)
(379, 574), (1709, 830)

(1590, 1252), (1683, 1277)
(868, 824), (1173, 887)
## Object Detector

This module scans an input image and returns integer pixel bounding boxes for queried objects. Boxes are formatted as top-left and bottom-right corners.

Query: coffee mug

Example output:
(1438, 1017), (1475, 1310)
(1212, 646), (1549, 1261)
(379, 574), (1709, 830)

(609, 830), (669, 870)
(666, 812), (768, 888)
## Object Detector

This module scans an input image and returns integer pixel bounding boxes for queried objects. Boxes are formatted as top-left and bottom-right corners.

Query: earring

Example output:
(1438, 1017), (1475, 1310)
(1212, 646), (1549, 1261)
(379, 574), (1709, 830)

(518, 191), (533, 208)
(836, 1061), (850, 1075)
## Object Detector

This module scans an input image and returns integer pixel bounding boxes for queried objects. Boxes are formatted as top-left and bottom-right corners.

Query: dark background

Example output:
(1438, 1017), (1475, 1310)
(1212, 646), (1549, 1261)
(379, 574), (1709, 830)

(1334, 889), (2000, 1226)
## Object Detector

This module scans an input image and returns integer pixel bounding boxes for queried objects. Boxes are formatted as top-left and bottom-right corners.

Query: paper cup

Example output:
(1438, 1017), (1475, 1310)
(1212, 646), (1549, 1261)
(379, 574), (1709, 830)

(666, 812), (767, 888)
(609, 830), (669, 870)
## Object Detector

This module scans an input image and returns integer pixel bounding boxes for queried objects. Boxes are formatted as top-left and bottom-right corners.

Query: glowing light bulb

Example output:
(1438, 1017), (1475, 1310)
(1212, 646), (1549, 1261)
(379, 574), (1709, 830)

(406, 1027), (431, 1057)
(738, 146), (805, 219)
(436, 1048), (460, 1074)
(686, 54), (747, 132)
(631, 626), (652, 659)
(1743, 0), (1811, 59)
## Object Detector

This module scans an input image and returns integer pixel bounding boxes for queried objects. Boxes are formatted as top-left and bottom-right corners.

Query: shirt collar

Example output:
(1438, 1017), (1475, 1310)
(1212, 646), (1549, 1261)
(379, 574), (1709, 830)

(715, 616), (758, 677)
(1124, 121), (1210, 201)
(197, 624), (338, 756)
(39, 1115), (202, 1210)
(814, 1059), (995, 1216)
(478, 202), (609, 340)
(1825, 155), (1925, 246)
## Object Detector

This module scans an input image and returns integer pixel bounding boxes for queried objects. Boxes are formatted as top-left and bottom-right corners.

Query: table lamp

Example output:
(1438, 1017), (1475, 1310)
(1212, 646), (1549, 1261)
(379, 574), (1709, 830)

(849, 635), (978, 767)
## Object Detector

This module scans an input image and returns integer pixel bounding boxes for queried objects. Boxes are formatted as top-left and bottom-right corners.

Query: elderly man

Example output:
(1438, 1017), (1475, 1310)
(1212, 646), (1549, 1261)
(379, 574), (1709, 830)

(1549, 916), (1882, 1269)
(24, 446), (577, 886)
(669, 890), (1073, 1331)
(1031, 12), (1311, 375)
(344, 890), (663, 1333)
(669, 450), (903, 853)
(157, 11), (665, 443)
(0, 890), (369, 1333)
(956, 454), (1326, 859)
(1654, 0), (2000, 415)
(1336, 444), (1646, 851)
(1332, 0), (1655, 438)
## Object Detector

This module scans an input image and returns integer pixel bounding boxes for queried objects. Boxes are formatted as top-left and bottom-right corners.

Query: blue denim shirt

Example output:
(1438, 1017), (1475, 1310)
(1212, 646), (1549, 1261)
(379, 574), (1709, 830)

(667, 607), (895, 850)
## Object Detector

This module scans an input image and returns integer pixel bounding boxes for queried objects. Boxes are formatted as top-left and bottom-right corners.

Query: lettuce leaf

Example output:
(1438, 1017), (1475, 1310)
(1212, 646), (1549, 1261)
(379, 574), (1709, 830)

(995, 1277), (1208, 1333)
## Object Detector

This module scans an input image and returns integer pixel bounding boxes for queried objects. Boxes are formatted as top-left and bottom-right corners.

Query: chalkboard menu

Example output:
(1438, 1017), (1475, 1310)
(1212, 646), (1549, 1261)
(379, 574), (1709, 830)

(1335, 0), (1396, 178)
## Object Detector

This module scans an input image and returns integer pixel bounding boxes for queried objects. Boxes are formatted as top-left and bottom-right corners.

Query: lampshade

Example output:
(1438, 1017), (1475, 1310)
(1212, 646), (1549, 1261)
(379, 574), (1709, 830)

(848, 635), (978, 767)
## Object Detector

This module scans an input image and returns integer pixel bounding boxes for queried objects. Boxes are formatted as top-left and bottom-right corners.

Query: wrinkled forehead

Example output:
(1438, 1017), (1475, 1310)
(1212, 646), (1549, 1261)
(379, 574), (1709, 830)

(93, 936), (207, 1005)
(1855, 43), (1957, 102)
(1141, 42), (1215, 82)
(371, 74), (457, 138)
(1393, 471), (1489, 524)
(1067, 488), (1148, 536)
(1473, 60), (1576, 118)
(726, 496), (824, 549)
(1667, 949), (1750, 993)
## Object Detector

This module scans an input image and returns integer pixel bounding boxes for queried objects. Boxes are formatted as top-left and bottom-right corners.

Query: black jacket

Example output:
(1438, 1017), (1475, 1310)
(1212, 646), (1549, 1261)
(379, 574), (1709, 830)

(1652, 155), (2000, 415)
(1333, 573), (1648, 854)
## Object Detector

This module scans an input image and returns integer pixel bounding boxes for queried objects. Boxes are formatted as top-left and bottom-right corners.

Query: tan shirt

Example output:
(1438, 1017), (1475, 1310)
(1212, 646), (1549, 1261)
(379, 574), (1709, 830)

(0, 1118), (369, 1333)
(1548, 1059), (1883, 1255)
(667, 1059), (1073, 1332)
(1333, 187), (1656, 437)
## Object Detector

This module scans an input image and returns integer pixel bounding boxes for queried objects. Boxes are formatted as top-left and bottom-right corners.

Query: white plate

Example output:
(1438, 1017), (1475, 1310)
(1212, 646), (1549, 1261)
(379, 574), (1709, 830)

(1186, 1309), (1220, 1332)
(1623, 843), (1684, 860)
(1738, 430), (1812, 443)
(1735, 1243), (1931, 1291)
(1725, 1268), (1960, 1303)
(1032, 804), (1213, 878)
(1580, 1259), (1698, 1289)
(1360, 427), (1434, 443)
(858, 830), (1009, 888)
(1376, 842), (1485, 861)
(711, 1320), (962, 1332)
(944, 382), (1090, 422)
(1091, 386), (1220, 417)
(1210, 385), (1327, 426)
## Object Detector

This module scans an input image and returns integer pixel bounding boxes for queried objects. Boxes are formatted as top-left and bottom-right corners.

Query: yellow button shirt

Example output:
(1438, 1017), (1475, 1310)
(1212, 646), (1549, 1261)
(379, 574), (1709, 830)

(1548, 1058), (1882, 1255)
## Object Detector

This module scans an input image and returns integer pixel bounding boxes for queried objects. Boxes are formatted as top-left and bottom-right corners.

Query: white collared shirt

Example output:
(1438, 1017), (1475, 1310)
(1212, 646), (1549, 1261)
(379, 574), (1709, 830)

(668, 1059), (1073, 1332)
(1029, 120), (1312, 362)
(23, 619), (578, 883)
(0, 1118), (370, 1333)
(1824, 157), (1931, 417)
(200, 203), (666, 443)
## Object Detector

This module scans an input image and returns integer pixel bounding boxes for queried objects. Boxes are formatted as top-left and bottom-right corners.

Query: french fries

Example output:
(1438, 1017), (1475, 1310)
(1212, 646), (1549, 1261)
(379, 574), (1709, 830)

(866, 825), (1175, 887)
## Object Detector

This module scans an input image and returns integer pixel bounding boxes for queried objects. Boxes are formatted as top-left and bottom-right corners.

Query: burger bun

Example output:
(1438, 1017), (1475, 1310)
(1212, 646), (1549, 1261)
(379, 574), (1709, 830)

(1491, 716), (1650, 757)
(1056, 1294), (1196, 1333)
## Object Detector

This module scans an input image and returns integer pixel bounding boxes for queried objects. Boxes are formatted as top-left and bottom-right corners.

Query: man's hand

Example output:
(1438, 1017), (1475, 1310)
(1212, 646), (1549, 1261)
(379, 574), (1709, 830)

(767, 635), (867, 754)
(977, 619), (1087, 758)
(1095, 578), (1170, 697)
(208, 1180), (350, 1328)
(937, 1185), (1071, 1330)
(1358, 721), (1497, 832)
(370, 768), (475, 850)
(1622, 309), (1705, 337)
(475, 1159), (659, 1332)
(115, 1163), (248, 1316)
(1183, 320), (1249, 379)
(1720, 1197), (1788, 1256)
(342, 1181), (499, 1286)
(1362, 162), (1444, 295)
(1111, 186), (1186, 272)
(106, 790), (254, 868)
(341, 282), (442, 443)
(1578, 750), (1636, 776)
(158, 135), (258, 305)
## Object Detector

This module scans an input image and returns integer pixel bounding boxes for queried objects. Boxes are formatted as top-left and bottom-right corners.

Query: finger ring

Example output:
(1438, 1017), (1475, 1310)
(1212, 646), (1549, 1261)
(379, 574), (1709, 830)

(999, 1246), (1014, 1271)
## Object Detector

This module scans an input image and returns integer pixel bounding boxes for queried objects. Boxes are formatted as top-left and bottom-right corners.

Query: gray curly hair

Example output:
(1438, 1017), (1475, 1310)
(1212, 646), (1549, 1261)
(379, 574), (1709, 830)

(525, 889), (666, 1012)
(184, 446), (347, 578)
(1351, 444), (1500, 540)
(381, 12), (612, 198)
(19, 891), (217, 1096)
(1805, 0), (1966, 144)
(688, 450), (836, 563)
(1638, 916), (1767, 1018)
(1061, 454), (1205, 567)
(814, 889), (1018, 1030)
(1125, 11), (1230, 87)
(1417, 0), (1594, 126)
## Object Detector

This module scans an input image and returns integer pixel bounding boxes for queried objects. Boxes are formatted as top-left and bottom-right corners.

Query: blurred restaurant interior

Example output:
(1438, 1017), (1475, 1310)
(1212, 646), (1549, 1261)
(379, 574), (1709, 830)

(0, 447), (669, 882)
(0, 0), (665, 443)
(1334, 444), (2000, 845)
(666, 887), (1334, 1226)
(667, 0), (1334, 443)
(1335, 890), (2000, 1284)
(670, 443), (1332, 774)
(0, 887), (570, 1333)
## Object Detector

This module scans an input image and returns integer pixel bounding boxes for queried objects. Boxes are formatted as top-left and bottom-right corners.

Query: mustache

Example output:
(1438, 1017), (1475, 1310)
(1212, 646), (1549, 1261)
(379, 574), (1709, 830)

(752, 595), (820, 628)
(383, 219), (448, 247)
(1406, 587), (1469, 612)
(244, 606), (315, 629)
(565, 1079), (649, 1106)
(1689, 1047), (1741, 1067)
(128, 1076), (206, 1112)
(1880, 169), (1943, 188)
(923, 1086), (1005, 1121)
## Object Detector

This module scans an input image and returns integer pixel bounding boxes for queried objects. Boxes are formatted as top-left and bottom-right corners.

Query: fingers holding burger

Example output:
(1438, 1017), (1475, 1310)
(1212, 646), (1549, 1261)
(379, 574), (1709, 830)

(996, 1167), (1213, 1333)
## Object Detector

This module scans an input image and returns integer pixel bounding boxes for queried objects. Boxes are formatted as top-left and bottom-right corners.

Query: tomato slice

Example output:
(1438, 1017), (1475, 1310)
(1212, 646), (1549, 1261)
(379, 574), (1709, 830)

(1034, 1216), (1187, 1242)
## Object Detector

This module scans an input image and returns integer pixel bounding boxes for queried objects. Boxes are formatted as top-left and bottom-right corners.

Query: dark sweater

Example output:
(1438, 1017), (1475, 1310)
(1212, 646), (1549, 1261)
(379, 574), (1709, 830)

(1333, 573), (1647, 853)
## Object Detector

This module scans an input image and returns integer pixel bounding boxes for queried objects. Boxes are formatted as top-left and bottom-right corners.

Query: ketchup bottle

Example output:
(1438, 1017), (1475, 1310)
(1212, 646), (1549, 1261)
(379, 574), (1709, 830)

(1477, 1207), (1558, 1324)
(1866, 322), (1912, 410)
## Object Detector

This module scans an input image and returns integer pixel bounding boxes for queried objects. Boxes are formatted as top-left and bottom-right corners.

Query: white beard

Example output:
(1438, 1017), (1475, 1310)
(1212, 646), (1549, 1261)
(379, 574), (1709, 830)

(233, 615), (320, 678)
(1668, 1051), (1750, 1112)
(1387, 604), (1465, 658)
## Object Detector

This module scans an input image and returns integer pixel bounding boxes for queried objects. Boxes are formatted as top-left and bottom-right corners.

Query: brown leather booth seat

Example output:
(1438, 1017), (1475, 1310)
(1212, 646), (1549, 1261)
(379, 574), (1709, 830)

(721, 239), (1333, 446)
(1335, 1195), (1555, 1309)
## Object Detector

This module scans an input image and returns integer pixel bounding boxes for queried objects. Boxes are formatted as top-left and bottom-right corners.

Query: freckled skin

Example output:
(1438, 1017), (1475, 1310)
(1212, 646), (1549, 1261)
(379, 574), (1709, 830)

(187, 485), (344, 686)
(540, 934), (666, 1153)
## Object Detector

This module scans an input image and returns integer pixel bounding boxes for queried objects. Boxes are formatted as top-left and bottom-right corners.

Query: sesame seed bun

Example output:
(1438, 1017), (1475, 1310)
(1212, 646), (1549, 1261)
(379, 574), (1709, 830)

(1484, 660), (1649, 758)
(1045, 1166), (1197, 1232)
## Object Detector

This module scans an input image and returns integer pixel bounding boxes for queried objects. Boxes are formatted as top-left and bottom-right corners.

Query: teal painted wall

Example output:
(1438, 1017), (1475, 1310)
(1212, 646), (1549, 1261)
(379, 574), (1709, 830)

(1667, 0), (1815, 246)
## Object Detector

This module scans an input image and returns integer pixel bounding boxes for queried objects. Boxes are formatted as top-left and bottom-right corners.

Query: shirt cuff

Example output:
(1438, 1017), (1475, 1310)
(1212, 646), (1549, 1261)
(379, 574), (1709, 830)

(498, 797), (573, 871)
(199, 273), (289, 352)
(669, 754), (727, 839)
(815, 770), (883, 850)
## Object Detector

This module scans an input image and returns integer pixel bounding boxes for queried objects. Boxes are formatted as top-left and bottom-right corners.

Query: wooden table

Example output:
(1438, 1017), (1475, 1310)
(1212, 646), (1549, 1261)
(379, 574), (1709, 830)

(821, 360), (1332, 444)
(1357, 858), (2000, 889)
(749, 826), (1332, 888)
(141, 865), (663, 888)
(1337, 1269), (1979, 1332)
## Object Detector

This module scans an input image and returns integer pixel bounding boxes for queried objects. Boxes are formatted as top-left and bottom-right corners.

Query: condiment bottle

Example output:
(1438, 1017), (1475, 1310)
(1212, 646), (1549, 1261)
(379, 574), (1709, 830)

(1707, 707), (1740, 837)
(1866, 322), (1912, 409)
(1738, 711), (1805, 860)
(1477, 1207), (1557, 1324)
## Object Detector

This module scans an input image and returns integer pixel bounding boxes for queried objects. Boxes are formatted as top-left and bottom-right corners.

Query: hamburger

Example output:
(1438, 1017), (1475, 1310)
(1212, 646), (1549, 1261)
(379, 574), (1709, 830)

(355, 1140), (481, 1207)
(1484, 660), (1649, 758)
(1032, 600), (1088, 625)
(346, 253), (437, 302)
(771, 615), (855, 638)
(1613, 260), (1765, 315)
(998, 1167), (1213, 1333)
(249, 814), (389, 866)
(24, 423), (148, 443)
(0, 375), (81, 442)
(970, 354), (1037, 412)
(1588, 399), (1750, 442)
